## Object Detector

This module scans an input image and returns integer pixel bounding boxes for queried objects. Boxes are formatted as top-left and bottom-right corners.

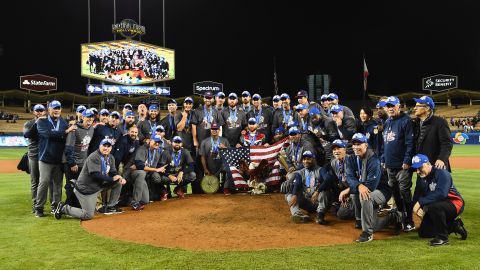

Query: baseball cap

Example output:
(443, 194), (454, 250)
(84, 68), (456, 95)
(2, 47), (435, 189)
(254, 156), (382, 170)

(150, 134), (162, 143)
(48, 100), (62, 109)
(327, 93), (338, 100)
(352, 133), (368, 143)
(295, 90), (308, 98)
(99, 138), (113, 146)
(302, 150), (314, 158)
(320, 94), (329, 101)
(33, 104), (45, 112)
(252, 94), (262, 100)
(125, 111), (135, 117)
(99, 109), (110, 116)
(216, 92), (226, 98)
(210, 123), (220, 130)
(376, 100), (386, 108)
(82, 109), (95, 118)
(288, 126), (300, 136)
(287, 121), (298, 129)
(124, 103), (133, 110)
(241, 91), (251, 97)
(385, 96), (400, 106)
(272, 95), (280, 102)
(413, 96), (435, 110)
(184, 97), (194, 103)
(274, 127), (285, 134)
(149, 104), (159, 110)
(167, 99), (177, 105)
(248, 117), (257, 125)
(330, 105), (343, 113)
(90, 107), (98, 114)
(172, 136), (183, 143)
(309, 107), (321, 116)
(280, 93), (290, 100)
(332, 139), (346, 148)
(411, 154), (430, 169)
(295, 104), (308, 111)
(110, 111), (121, 118)
(76, 105), (86, 113)
(228, 93), (238, 99)
(204, 91), (214, 98)
(155, 125), (165, 132)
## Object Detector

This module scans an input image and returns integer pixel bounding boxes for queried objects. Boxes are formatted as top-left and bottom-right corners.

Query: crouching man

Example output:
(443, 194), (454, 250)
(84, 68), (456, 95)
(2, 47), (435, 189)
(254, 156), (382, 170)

(285, 150), (333, 225)
(158, 136), (196, 199)
(54, 139), (126, 220)
(411, 154), (467, 246)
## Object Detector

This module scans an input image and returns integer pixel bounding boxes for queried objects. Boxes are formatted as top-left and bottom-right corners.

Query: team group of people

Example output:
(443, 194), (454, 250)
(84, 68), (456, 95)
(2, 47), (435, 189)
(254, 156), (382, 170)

(23, 89), (468, 246)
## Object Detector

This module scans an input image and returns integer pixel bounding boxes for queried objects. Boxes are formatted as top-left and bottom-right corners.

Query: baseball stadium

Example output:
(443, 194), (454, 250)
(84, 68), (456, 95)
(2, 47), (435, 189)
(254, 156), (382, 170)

(2, 1), (480, 269)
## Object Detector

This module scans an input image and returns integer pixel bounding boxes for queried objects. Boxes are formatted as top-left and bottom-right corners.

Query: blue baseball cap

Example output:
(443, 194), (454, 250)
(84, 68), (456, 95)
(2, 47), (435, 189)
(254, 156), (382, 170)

(123, 103), (133, 109)
(332, 139), (346, 148)
(413, 96), (435, 110)
(82, 109), (95, 118)
(216, 92), (226, 98)
(385, 96), (400, 106)
(295, 90), (308, 98)
(155, 125), (165, 132)
(48, 100), (62, 109)
(150, 134), (162, 143)
(295, 104), (308, 111)
(411, 154), (430, 169)
(241, 91), (251, 97)
(309, 107), (321, 116)
(252, 94), (262, 100)
(376, 100), (386, 108)
(149, 104), (159, 110)
(90, 107), (98, 114)
(248, 117), (257, 125)
(302, 150), (314, 158)
(184, 97), (194, 103)
(172, 136), (183, 143)
(228, 93), (238, 99)
(352, 133), (368, 143)
(272, 95), (280, 102)
(287, 121), (298, 129)
(280, 93), (290, 100)
(125, 111), (135, 117)
(99, 109), (110, 116)
(99, 138), (113, 146)
(330, 105), (343, 113)
(33, 104), (45, 111)
(110, 111), (121, 118)
(76, 105), (86, 113)
(288, 126), (300, 135)
(327, 93), (338, 100)
(274, 127), (285, 134)
(320, 94), (329, 101)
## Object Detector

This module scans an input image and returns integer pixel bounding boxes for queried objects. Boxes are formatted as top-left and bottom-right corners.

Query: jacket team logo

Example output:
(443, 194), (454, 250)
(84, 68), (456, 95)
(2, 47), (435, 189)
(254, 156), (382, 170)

(453, 132), (468, 144)
(385, 131), (396, 142)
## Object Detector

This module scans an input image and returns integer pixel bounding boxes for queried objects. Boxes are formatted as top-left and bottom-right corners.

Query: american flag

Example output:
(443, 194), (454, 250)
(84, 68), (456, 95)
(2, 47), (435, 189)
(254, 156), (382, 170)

(363, 56), (369, 91)
(220, 138), (288, 189)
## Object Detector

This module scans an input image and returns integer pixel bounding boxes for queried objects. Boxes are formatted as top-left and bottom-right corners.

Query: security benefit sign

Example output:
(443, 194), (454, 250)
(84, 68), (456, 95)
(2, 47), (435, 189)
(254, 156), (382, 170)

(20, 74), (57, 91)
(422, 74), (458, 92)
(193, 81), (223, 95)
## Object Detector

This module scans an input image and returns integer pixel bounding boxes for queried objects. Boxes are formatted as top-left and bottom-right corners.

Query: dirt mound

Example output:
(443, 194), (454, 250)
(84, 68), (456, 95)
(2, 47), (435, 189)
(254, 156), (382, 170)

(82, 194), (398, 251)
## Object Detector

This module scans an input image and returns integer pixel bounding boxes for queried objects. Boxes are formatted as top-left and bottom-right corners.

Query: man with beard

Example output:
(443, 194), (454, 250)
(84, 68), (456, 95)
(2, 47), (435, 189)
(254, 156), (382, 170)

(75, 105), (86, 122)
(88, 111), (122, 155)
(35, 100), (76, 217)
(161, 99), (180, 141)
(320, 95), (331, 116)
(239, 118), (267, 146)
(54, 139), (126, 220)
(63, 109), (95, 208)
(215, 92), (227, 112)
(327, 93), (355, 120)
(175, 97), (195, 155)
(331, 105), (356, 142)
(272, 93), (298, 135)
(119, 110), (136, 135)
(271, 95), (282, 111)
(158, 136), (196, 199)
(137, 104), (162, 144)
(295, 90), (322, 114)
(285, 150), (333, 224)
(296, 104), (311, 134)
(248, 94), (273, 143)
(240, 91), (252, 112)
(284, 127), (315, 175)
(308, 107), (339, 163)
(98, 109), (110, 126)
(329, 140), (355, 221)
(114, 126), (140, 206)
(222, 93), (247, 147)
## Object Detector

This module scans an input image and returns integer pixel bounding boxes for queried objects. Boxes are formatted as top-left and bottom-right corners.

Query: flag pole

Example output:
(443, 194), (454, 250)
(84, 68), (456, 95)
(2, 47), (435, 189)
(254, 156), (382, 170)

(273, 56), (279, 95)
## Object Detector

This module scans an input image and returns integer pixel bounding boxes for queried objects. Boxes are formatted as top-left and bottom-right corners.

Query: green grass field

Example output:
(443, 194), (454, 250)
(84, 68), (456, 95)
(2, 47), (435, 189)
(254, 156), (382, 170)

(0, 146), (479, 269)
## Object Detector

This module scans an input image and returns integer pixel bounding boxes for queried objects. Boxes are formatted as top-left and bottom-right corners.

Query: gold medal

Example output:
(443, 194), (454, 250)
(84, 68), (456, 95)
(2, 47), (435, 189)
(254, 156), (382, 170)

(306, 188), (311, 193)
(373, 128), (378, 134)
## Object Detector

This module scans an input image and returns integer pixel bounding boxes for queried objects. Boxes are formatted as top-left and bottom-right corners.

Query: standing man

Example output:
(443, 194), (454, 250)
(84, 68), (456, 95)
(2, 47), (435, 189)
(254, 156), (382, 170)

(284, 127), (315, 174)
(320, 95), (331, 116)
(272, 95), (282, 110)
(222, 93), (247, 147)
(119, 110), (136, 135)
(240, 91), (253, 112)
(75, 105), (86, 122)
(413, 96), (453, 171)
(382, 96), (415, 231)
(215, 92), (227, 112)
(35, 100), (76, 217)
(295, 104), (310, 134)
(175, 97), (195, 155)
(98, 109), (110, 125)
(161, 99), (180, 141)
(248, 93), (273, 143)
(89, 111), (122, 155)
(23, 104), (46, 213)
(272, 93), (298, 135)
(411, 154), (467, 246)
(295, 90), (322, 113)
(137, 104), (162, 144)
(331, 105), (356, 142)
(328, 93), (355, 119)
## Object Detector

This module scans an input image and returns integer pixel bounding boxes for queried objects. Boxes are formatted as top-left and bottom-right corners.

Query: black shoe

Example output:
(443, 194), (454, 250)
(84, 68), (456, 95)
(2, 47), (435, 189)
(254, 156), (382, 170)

(291, 214), (311, 224)
(430, 238), (449, 246)
(356, 232), (373, 243)
(355, 220), (362, 229)
(54, 202), (65, 220)
(107, 206), (123, 214)
(403, 222), (416, 232)
(316, 212), (327, 225)
(34, 209), (45, 218)
(98, 206), (112, 215)
(453, 218), (467, 240)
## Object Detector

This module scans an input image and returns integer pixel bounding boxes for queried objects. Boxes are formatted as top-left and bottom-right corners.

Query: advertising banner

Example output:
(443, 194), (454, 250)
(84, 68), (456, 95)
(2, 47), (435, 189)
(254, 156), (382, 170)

(20, 74), (57, 92)
(86, 84), (170, 95)
(451, 132), (480, 145)
(193, 81), (223, 95)
(423, 74), (458, 92)
(0, 136), (28, 147)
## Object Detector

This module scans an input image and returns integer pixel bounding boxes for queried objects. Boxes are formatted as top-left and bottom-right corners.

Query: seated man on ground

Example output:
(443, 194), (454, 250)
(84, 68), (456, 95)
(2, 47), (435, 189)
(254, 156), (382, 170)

(238, 117), (267, 146)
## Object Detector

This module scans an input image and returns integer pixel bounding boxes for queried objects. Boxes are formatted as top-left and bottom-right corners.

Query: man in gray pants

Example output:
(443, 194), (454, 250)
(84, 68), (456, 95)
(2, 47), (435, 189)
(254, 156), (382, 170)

(54, 139), (126, 220)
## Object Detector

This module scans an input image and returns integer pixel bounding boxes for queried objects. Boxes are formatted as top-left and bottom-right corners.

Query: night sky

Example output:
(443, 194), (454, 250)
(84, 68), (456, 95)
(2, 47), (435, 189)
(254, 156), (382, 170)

(2, 0), (480, 100)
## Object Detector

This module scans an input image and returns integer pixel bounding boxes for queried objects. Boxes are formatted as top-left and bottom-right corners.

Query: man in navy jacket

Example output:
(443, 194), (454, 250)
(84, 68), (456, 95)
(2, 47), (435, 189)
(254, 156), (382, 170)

(382, 96), (415, 231)
(411, 154), (467, 246)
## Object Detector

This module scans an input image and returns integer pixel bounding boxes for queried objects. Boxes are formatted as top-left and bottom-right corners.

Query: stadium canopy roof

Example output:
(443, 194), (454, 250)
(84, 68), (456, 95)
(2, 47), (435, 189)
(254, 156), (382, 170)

(368, 89), (480, 103)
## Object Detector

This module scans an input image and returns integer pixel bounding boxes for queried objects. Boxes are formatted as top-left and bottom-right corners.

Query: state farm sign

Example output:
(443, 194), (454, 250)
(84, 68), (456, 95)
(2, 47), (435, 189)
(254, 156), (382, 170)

(20, 74), (57, 91)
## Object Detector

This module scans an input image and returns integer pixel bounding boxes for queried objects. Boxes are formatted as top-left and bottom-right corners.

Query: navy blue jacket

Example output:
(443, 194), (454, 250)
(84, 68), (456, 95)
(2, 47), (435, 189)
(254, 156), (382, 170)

(358, 119), (383, 157)
(88, 124), (122, 155)
(382, 112), (414, 168)
(413, 167), (464, 214)
(114, 134), (140, 169)
(345, 150), (389, 196)
(36, 116), (69, 164)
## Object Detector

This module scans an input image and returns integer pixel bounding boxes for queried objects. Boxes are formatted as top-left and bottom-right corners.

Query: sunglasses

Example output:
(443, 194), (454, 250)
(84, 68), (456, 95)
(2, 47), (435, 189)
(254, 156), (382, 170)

(280, 98), (288, 101)
(228, 97), (237, 100)
(173, 140), (183, 143)
(34, 109), (45, 112)
(205, 97), (213, 100)
(52, 106), (62, 110)
(241, 95), (250, 98)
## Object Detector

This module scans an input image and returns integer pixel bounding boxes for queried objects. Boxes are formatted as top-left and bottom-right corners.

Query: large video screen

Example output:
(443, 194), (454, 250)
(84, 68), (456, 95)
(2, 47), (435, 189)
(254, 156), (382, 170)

(81, 40), (175, 85)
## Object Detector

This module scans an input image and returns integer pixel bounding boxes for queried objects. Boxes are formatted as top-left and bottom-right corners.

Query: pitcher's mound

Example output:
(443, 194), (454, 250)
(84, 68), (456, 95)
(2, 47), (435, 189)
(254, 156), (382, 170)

(82, 194), (397, 251)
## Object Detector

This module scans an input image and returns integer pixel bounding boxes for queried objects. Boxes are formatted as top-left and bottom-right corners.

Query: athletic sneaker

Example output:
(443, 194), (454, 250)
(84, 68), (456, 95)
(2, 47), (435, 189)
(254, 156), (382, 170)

(403, 222), (416, 232)
(291, 214), (311, 224)
(430, 238), (449, 246)
(107, 206), (123, 214)
(316, 212), (327, 225)
(98, 206), (111, 215)
(34, 209), (45, 218)
(452, 218), (467, 240)
(356, 232), (373, 243)
(131, 202), (145, 211)
(54, 201), (65, 220)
